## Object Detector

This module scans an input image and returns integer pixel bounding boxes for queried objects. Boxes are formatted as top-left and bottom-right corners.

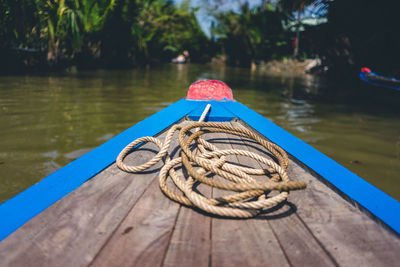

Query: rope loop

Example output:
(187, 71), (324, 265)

(117, 104), (306, 217)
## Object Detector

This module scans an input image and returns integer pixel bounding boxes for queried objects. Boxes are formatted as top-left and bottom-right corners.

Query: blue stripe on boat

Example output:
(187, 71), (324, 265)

(360, 71), (400, 90)
(187, 100), (235, 121)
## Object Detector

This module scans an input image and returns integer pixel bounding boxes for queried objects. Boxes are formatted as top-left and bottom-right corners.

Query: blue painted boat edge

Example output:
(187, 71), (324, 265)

(222, 100), (400, 233)
(360, 71), (400, 90)
(187, 99), (236, 121)
(0, 99), (209, 241)
(1, 97), (397, 241)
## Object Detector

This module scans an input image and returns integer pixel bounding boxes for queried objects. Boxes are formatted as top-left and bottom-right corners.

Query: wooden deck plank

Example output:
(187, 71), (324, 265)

(1, 120), (399, 267)
(287, 161), (400, 266)
(224, 126), (337, 267)
(0, 130), (173, 267)
(162, 201), (211, 267)
(209, 131), (290, 267)
(162, 131), (212, 267)
(234, 121), (400, 267)
(90, 177), (180, 267)
(90, 129), (184, 267)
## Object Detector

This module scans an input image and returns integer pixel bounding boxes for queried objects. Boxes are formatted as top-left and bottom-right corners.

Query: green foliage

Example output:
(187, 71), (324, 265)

(215, 4), (291, 66)
(132, 0), (208, 63)
(0, 0), (210, 69)
(35, 0), (117, 63)
(0, 0), (39, 48)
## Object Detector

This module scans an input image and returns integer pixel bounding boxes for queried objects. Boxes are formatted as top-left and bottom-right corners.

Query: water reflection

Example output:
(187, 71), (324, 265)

(279, 75), (320, 140)
(0, 64), (399, 203)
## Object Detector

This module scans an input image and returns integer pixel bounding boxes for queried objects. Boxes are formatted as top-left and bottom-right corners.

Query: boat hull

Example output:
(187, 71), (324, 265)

(0, 99), (399, 242)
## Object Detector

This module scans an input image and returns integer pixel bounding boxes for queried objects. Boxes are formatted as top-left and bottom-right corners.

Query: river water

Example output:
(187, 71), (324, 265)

(0, 64), (399, 203)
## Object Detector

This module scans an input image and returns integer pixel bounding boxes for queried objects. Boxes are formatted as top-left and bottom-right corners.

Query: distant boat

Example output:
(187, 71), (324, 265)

(171, 54), (186, 63)
(360, 67), (400, 90)
(171, 50), (190, 64)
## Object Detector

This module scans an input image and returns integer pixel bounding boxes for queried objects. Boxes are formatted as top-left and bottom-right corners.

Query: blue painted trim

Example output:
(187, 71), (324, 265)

(222, 100), (400, 233)
(186, 100), (236, 121)
(0, 99), (204, 241)
(360, 71), (400, 90)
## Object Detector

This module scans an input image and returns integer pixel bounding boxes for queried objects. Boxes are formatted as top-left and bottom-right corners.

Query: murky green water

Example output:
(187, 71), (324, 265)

(0, 64), (399, 203)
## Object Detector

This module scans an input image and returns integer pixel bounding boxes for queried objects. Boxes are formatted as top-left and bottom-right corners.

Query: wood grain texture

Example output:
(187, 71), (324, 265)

(234, 121), (400, 267)
(225, 125), (336, 267)
(288, 161), (400, 267)
(161, 203), (211, 267)
(90, 128), (187, 267)
(162, 131), (212, 267)
(1, 120), (399, 267)
(0, 130), (174, 267)
(209, 131), (290, 267)
(90, 169), (180, 267)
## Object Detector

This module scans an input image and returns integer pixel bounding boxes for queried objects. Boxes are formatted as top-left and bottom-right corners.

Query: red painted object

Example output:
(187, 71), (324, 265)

(186, 80), (234, 101)
(361, 67), (371, 73)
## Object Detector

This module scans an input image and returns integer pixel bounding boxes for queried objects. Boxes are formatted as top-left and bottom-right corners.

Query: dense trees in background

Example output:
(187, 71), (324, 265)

(1, 0), (399, 78)
(0, 0), (211, 72)
(336, 0), (398, 76)
(214, 3), (291, 67)
(215, 0), (400, 76)
(301, 0), (400, 77)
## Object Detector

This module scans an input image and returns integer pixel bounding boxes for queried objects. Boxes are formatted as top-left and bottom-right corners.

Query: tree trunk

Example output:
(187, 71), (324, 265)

(294, 12), (300, 57)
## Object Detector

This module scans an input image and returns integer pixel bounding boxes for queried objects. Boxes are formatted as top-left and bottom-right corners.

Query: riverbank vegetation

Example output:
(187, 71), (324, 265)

(214, 3), (291, 67)
(1, 0), (398, 78)
(0, 0), (211, 72)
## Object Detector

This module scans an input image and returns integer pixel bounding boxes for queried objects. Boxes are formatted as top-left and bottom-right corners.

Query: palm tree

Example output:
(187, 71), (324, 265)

(278, 0), (326, 57)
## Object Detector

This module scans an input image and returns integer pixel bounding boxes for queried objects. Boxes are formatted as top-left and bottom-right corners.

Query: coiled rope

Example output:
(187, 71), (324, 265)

(116, 104), (306, 218)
